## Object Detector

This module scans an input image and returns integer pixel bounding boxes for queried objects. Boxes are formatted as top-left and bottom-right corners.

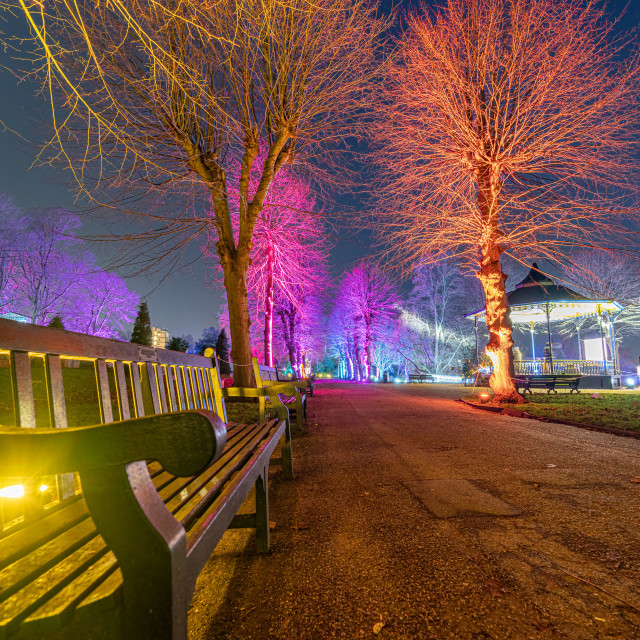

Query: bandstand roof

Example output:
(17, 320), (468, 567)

(466, 263), (623, 324)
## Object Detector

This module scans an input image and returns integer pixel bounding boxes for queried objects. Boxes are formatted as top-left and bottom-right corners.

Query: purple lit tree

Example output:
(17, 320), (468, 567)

(2, 204), (139, 338)
(331, 263), (399, 380)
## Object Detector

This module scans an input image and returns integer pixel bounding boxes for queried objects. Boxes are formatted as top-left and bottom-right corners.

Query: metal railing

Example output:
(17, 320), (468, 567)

(514, 359), (614, 375)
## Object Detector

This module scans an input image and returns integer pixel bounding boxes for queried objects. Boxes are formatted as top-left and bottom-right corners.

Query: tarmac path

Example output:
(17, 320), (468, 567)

(190, 382), (640, 640)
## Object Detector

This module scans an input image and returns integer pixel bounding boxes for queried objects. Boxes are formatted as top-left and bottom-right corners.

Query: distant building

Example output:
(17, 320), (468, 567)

(0, 312), (31, 324)
(151, 327), (170, 349)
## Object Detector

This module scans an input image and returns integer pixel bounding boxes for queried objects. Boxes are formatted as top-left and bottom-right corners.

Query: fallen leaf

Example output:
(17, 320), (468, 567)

(373, 621), (385, 635)
(594, 617), (606, 622)
(269, 521), (277, 531)
(292, 522), (309, 531)
(484, 578), (507, 598)
(631, 477), (640, 484)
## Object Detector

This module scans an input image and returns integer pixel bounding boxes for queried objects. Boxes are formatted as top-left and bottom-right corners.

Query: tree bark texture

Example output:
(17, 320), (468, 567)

(476, 166), (523, 404)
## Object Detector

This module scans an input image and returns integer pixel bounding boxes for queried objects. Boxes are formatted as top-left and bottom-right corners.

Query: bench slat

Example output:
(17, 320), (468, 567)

(22, 551), (119, 630)
(175, 421), (277, 530)
(0, 534), (109, 631)
(0, 498), (88, 568)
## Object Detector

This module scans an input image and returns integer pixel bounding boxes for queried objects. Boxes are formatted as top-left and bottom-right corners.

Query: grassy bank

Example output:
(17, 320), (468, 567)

(472, 391), (640, 431)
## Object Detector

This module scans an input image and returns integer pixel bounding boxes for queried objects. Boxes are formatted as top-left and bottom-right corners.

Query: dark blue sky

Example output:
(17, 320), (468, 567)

(1, 0), (639, 339)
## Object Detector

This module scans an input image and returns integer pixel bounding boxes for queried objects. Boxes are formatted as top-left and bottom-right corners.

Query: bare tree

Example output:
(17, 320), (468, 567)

(372, 0), (640, 401)
(399, 261), (481, 374)
(11, 0), (386, 385)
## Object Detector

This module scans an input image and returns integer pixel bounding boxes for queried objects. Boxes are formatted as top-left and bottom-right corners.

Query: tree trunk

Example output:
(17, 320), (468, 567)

(476, 165), (523, 404)
(354, 340), (364, 381)
(263, 236), (274, 367)
(221, 255), (254, 388)
(288, 309), (298, 376)
(363, 315), (372, 380)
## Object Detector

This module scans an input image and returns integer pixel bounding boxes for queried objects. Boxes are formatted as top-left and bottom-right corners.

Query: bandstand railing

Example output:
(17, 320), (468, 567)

(514, 359), (614, 375)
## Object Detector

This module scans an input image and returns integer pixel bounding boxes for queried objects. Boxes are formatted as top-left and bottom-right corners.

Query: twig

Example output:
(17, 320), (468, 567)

(558, 567), (640, 614)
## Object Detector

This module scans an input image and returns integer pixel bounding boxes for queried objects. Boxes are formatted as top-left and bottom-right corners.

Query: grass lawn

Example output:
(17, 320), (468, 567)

(472, 390), (640, 432)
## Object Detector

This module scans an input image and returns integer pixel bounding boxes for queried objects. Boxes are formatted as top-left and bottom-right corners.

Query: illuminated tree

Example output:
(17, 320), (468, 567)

(373, 0), (640, 402)
(213, 167), (329, 367)
(2, 206), (139, 336)
(62, 268), (140, 339)
(9, 210), (84, 324)
(332, 263), (399, 379)
(0, 196), (23, 314)
(559, 251), (640, 339)
(398, 261), (481, 374)
(13, 0), (386, 386)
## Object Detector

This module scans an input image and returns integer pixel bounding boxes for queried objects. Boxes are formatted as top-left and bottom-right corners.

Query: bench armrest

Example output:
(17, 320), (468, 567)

(0, 410), (227, 478)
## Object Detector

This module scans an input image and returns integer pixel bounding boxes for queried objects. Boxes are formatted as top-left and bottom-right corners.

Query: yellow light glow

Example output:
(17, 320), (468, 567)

(0, 485), (25, 499)
(60, 355), (97, 362)
(40, 484), (48, 492)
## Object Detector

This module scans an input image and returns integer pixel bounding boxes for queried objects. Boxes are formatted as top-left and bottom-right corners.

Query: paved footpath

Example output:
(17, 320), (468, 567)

(190, 382), (640, 640)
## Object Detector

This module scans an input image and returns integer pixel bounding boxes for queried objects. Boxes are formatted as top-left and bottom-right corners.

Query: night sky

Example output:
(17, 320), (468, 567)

(1, 0), (639, 340)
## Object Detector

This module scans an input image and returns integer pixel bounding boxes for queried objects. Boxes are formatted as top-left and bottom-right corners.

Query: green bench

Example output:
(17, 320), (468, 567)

(0, 318), (292, 639)
(252, 357), (311, 432)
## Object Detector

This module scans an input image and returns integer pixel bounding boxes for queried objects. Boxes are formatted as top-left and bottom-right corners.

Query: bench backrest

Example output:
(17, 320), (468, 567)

(0, 318), (226, 531)
(252, 357), (280, 386)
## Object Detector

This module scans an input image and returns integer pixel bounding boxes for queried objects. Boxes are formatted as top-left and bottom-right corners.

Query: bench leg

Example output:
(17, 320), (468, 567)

(280, 423), (293, 480)
(259, 395), (267, 424)
(295, 397), (303, 431)
(255, 466), (270, 554)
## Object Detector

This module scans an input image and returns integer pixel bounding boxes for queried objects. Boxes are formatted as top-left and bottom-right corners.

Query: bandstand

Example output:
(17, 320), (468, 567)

(466, 263), (624, 388)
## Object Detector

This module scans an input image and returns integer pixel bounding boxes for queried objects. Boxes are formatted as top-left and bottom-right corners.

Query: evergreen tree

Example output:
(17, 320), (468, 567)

(167, 336), (189, 352)
(215, 329), (231, 375)
(48, 315), (65, 330)
(130, 302), (152, 346)
(195, 326), (219, 355)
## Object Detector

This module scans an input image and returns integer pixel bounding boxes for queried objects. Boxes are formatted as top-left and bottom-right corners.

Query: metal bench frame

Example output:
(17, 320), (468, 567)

(0, 319), (293, 639)
(252, 357), (310, 432)
(515, 374), (582, 395)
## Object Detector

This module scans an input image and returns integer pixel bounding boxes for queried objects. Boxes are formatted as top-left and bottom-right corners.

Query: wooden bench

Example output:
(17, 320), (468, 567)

(252, 357), (310, 432)
(0, 318), (293, 639)
(408, 373), (434, 383)
(515, 374), (582, 394)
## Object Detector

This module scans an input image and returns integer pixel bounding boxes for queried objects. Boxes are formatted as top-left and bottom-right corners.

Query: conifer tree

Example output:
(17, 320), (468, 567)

(48, 315), (65, 330)
(130, 302), (152, 346)
(215, 329), (231, 375)
(166, 336), (189, 352)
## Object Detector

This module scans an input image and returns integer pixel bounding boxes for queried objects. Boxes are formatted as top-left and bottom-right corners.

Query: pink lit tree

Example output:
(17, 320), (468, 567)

(372, 0), (640, 402)
(212, 168), (331, 372)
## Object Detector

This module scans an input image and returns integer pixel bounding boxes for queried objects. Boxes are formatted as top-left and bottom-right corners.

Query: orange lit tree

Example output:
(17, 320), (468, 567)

(372, 0), (640, 402)
(11, 0), (386, 386)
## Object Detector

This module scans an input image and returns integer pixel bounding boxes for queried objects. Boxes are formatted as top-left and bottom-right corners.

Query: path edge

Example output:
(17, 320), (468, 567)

(458, 399), (640, 440)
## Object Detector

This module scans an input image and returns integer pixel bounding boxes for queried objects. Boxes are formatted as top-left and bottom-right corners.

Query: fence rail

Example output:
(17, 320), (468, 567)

(514, 359), (614, 375)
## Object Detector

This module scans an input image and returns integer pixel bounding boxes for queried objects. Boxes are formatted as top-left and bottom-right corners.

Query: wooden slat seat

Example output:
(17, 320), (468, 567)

(0, 319), (295, 639)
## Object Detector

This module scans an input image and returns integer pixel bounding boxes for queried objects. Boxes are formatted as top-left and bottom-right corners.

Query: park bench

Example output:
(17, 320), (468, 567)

(0, 318), (293, 640)
(515, 374), (582, 394)
(252, 357), (311, 432)
(408, 373), (434, 383)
